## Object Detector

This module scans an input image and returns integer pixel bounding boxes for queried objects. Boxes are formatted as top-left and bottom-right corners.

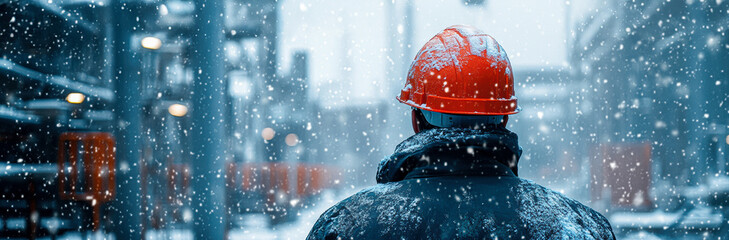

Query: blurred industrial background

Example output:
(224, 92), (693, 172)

(0, 0), (728, 239)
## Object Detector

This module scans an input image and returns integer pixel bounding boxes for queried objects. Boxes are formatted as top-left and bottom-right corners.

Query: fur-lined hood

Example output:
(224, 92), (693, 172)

(376, 127), (522, 183)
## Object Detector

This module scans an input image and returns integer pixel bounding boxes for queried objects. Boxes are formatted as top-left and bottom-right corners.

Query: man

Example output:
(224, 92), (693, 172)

(307, 25), (615, 239)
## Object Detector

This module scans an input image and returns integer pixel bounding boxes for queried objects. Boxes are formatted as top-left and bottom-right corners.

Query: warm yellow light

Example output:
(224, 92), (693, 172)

(262, 128), (275, 141)
(141, 37), (162, 50)
(66, 93), (85, 104)
(285, 133), (299, 146)
(726, 135), (729, 145)
(159, 4), (169, 16)
(168, 104), (188, 117)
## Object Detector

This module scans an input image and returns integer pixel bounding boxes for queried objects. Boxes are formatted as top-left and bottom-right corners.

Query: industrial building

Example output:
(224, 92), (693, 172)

(0, 0), (728, 239)
(571, 0), (729, 237)
(0, 0), (351, 238)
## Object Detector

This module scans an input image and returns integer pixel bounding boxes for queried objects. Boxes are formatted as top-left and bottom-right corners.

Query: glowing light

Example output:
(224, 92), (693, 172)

(159, 4), (169, 16)
(285, 133), (299, 146)
(141, 37), (162, 50)
(262, 128), (275, 141)
(66, 93), (85, 104)
(726, 135), (729, 145)
(168, 104), (188, 117)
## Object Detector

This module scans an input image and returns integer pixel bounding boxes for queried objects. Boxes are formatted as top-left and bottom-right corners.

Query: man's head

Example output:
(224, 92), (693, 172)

(397, 25), (519, 133)
(411, 108), (508, 133)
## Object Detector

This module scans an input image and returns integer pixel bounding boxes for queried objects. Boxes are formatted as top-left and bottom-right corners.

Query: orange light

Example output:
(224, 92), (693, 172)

(141, 37), (162, 50)
(66, 93), (85, 104)
(285, 134), (299, 146)
(262, 128), (275, 141)
(168, 104), (188, 117)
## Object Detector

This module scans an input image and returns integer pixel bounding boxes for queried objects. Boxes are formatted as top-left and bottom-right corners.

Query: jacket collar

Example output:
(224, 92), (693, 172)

(376, 127), (522, 184)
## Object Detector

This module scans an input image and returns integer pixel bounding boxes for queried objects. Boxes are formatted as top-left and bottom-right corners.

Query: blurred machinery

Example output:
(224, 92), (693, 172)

(572, 0), (729, 237)
(511, 68), (586, 182)
(0, 0), (345, 239)
(590, 142), (652, 210)
(118, 0), (345, 237)
(0, 0), (115, 238)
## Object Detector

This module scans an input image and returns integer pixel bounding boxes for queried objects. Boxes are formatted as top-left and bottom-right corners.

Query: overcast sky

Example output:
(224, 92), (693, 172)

(278, 0), (593, 106)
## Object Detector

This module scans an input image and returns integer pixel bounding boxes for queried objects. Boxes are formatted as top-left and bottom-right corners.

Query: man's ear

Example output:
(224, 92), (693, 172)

(500, 115), (509, 128)
(411, 109), (421, 133)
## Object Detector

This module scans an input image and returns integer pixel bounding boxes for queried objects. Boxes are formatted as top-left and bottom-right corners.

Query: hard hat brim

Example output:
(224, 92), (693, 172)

(396, 93), (519, 116)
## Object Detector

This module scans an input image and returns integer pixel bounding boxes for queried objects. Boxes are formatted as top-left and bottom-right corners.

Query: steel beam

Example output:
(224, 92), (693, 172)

(0, 59), (114, 102)
(687, 2), (709, 184)
(110, 1), (143, 239)
(190, 0), (227, 239)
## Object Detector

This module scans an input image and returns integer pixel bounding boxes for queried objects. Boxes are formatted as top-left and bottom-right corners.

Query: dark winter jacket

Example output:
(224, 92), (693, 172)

(307, 127), (615, 240)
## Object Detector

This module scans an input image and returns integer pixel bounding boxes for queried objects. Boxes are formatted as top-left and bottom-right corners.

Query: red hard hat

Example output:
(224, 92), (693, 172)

(397, 25), (519, 115)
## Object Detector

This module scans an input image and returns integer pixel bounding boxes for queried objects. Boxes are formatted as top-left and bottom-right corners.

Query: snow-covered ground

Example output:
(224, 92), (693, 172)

(27, 189), (356, 240)
(227, 189), (355, 240)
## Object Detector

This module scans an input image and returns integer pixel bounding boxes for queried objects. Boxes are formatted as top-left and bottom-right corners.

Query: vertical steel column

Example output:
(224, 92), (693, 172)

(687, 2), (708, 184)
(403, 0), (414, 63)
(191, 0), (226, 239)
(259, 0), (278, 166)
(385, 0), (399, 94)
(260, 0), (278, 95)
(385, 0), (415, 149)
(111, 1), (143, 239)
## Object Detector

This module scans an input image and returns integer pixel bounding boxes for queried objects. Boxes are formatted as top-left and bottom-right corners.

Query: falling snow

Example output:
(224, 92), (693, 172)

(0, 0), (728, 239)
